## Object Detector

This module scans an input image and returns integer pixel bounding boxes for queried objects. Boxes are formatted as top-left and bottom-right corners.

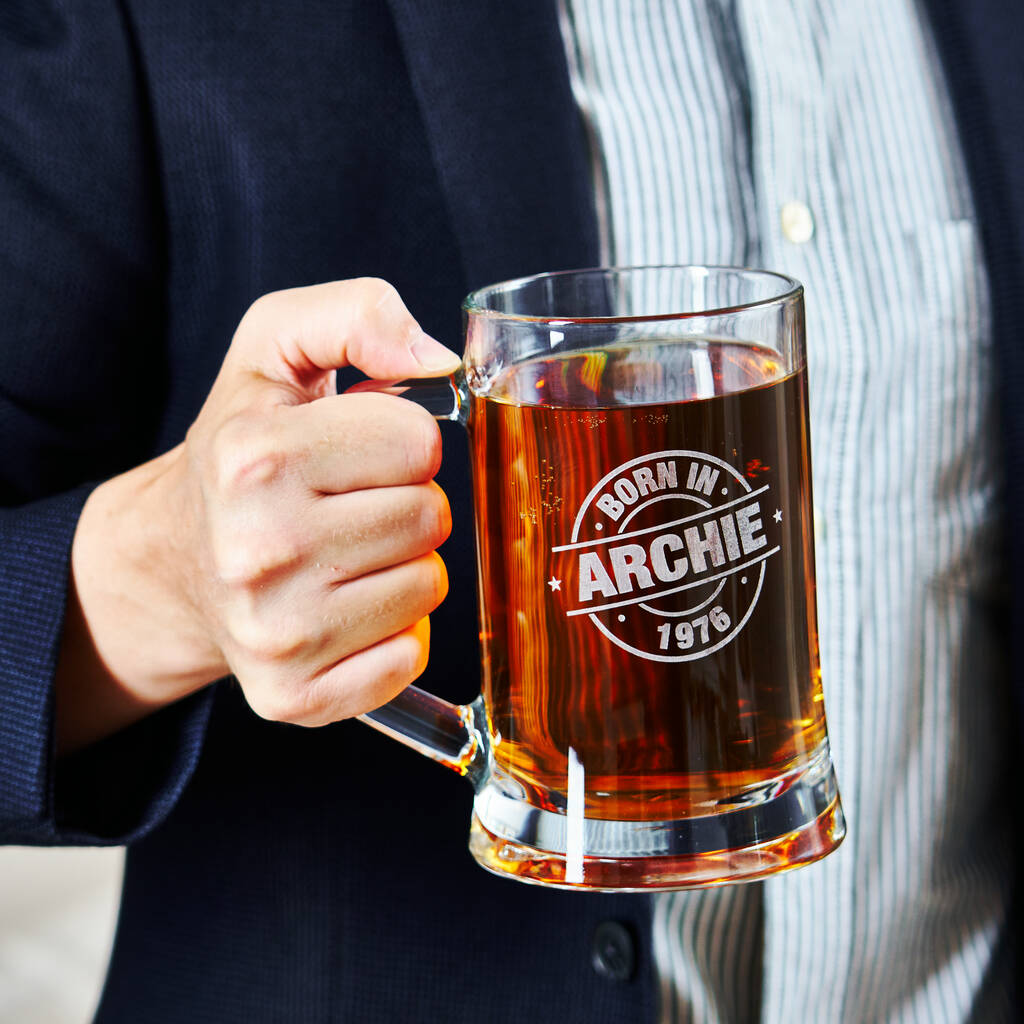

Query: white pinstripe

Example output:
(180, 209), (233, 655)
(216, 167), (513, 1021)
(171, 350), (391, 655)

(560, 1), (1013, 1020)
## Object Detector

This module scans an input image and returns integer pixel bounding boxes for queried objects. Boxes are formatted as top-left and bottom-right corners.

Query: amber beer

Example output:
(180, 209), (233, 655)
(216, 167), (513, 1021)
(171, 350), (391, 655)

(469, 338), (835, 884)
(358, 266), (842, 891)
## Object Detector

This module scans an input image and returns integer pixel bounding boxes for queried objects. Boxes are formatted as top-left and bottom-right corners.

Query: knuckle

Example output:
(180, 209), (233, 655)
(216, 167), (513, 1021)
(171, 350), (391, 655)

(421, 552), (449, 610)
(428, 485), (453, 545)
(209, 537), (252, 589)
(287, 681), (336, 727)
(307, 664), (368, 724)
(209, 416), (288, 496)
(244, 686), (289, 723)
(225, 607), (309, 665)
(353, 276), (401, 314)
(412, 484), (451, 548)
(237, 289), (289, 338)
(377, 625), (432, 700)
(393, 627), (430, 684)
(245, 682), (308, 725)
(252, 668), (344, 728)
(402, 410), (443, 481)
(210, 529), (304, 589)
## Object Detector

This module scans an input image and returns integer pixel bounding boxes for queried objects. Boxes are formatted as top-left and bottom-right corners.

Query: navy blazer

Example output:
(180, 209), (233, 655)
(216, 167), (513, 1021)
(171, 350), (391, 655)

(0, 2), (1019, 1021)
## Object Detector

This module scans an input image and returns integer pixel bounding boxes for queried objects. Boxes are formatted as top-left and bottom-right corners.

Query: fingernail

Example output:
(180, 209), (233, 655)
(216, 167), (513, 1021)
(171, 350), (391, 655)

(411, 332), (462, 373)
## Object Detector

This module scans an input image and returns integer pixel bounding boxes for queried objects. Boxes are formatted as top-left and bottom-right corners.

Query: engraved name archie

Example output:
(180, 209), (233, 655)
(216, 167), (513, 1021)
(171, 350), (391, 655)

(547, 450), (782, 663)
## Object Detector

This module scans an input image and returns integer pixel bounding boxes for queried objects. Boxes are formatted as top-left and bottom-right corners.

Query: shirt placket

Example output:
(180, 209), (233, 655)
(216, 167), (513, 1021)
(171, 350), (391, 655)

(738, 1), (867, 1020)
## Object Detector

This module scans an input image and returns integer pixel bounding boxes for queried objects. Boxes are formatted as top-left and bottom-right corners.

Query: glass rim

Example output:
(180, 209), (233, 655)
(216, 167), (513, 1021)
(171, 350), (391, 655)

(462, 264), (803, 325)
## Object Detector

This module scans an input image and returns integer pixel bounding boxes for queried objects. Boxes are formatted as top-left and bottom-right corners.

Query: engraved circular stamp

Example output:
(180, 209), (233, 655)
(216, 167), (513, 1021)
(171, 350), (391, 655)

(547, 450), (782, 662)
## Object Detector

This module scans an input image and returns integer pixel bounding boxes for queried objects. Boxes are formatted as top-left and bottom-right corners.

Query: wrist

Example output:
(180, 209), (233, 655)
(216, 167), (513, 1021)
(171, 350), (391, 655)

(56, 445), (227, 753)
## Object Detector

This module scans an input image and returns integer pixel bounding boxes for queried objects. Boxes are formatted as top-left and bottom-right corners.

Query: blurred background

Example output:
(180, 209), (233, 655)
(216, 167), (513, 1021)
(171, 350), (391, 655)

(0, 846), (122, 1023)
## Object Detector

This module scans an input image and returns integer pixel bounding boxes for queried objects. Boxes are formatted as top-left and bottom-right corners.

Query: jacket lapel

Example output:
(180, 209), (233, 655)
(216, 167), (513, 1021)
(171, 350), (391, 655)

(387, 0), (600, 291)
(921, 0), (1024, 362)
(923, 1), (1024, 724)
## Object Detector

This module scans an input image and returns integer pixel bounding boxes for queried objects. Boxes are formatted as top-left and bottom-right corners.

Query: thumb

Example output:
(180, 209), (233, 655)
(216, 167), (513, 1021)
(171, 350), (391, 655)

(229, 278), (462, 392)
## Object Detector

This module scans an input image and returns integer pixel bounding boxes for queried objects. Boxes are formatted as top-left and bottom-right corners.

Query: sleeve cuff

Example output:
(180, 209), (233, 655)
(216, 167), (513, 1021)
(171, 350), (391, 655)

(51, 685), (215, 844)
(0, 486), (90, 835)
(0, 486), (214, 845)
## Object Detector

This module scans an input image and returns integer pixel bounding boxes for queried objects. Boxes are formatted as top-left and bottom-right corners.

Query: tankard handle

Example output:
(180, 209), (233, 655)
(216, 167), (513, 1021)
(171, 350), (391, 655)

(348, 369), (490, 789)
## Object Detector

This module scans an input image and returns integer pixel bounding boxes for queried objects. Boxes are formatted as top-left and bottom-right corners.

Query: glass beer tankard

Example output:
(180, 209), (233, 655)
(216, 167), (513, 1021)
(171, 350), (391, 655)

(359, 266), (845, 890)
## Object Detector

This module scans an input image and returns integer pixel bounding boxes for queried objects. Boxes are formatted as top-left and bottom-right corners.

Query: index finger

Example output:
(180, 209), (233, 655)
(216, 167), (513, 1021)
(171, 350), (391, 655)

(288, 390), (444, 493)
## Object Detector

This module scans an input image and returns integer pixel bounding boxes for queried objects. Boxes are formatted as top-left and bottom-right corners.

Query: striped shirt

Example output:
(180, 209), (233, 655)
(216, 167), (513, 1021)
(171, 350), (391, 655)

(559, 2), (1015, 1021)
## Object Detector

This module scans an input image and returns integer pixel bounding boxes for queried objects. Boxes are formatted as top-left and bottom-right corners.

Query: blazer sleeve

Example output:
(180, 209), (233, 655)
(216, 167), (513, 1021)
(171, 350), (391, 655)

(0, 0), (214, 845)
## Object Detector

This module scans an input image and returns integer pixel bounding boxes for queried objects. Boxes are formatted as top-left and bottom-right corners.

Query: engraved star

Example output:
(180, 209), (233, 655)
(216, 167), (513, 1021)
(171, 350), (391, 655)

(773, 509), (783, 524)
(547, 577), (562, 592)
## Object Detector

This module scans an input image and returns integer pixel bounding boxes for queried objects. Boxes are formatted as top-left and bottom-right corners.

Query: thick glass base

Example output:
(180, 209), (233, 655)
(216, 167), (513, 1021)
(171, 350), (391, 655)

(468, 750), (845, 892)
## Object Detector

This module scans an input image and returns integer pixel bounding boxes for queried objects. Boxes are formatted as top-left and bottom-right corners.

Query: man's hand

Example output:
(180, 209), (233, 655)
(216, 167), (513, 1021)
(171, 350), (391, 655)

(56, 279), (461, 753)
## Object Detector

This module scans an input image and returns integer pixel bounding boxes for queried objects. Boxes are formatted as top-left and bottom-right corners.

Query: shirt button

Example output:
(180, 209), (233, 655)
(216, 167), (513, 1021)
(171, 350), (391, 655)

(591, 920), (635, 982)
(780, 200), (815, 244)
